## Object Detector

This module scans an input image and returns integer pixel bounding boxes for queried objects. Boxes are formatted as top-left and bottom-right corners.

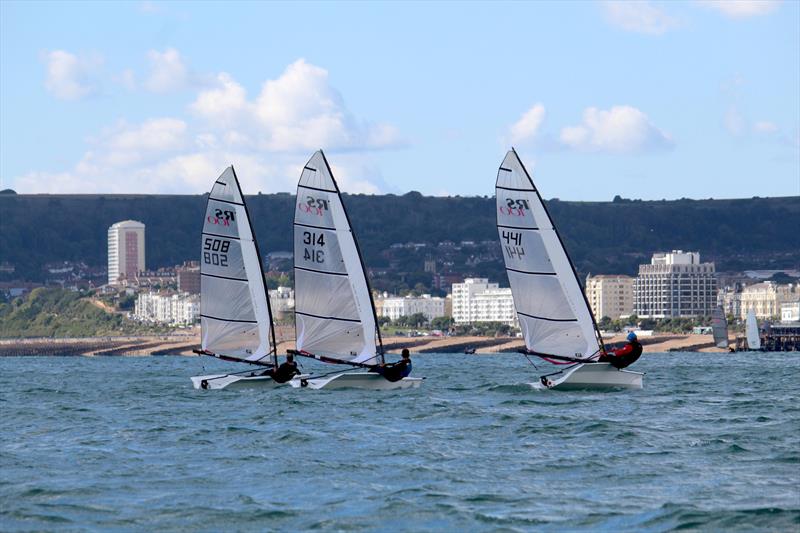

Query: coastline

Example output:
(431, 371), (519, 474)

(0, 332), (733, 356)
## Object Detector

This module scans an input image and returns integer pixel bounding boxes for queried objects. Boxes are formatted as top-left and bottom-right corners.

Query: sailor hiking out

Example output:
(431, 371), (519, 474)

(370, 349), (413, 382)
(599, 332), (643, 369)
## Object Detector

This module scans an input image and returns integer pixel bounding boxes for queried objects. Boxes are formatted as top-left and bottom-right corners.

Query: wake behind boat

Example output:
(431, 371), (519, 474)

(288, 150), (422, 390)
(190, 166), (306, 390)
(496, 149), (643, 390)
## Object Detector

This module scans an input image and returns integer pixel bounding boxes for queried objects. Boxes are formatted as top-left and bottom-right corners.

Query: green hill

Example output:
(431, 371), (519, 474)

(0, 288), (158, 338)
(1, 193), (798, 286)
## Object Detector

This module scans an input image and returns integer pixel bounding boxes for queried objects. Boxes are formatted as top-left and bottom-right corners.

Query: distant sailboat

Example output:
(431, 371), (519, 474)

(711, 306), (729, 349)
(190, 166), (305, 390)
(288, 150), (423, 390)
(746, 308), (762, 351)
(496, 149), (643, 390)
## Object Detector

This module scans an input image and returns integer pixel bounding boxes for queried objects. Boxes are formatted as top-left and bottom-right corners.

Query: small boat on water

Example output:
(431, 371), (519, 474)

(712, 306), (730, 350)
(190, 166), (307, 390)
(746, 308), (762, 351)
(495, 149), (643, 391)
(288, 150), (423, 390)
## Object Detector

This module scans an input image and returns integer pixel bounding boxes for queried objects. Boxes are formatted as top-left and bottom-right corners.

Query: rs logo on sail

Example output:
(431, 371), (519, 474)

(298, 196), (330, 216)
(207, 209), (235, 226)
(498, 198), (530, 217)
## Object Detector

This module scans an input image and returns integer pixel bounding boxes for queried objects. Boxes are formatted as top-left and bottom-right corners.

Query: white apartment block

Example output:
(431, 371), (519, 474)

(633, 250), (717, 318)
(781, 302), (800, 323)
(378, 294), (446, 321)
(585, 275), (634, 320)
(108, 220), (145, 285)
(269, 286), (295, 314)
(135, 292), (200, 325)
(739, 282), (800, 320)
(451, 278), (516, 326)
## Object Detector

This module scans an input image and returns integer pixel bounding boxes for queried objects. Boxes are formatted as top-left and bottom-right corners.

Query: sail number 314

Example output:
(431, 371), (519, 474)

(303, 231), (325, 264)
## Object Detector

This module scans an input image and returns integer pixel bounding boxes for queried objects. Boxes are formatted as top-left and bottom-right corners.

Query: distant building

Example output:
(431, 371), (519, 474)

(585, 275), (634, 320)
(781, 302), (800, 323)
(269, 286), (295, 315)
(717, 283), (747, 319)
(739, 282), (800, 320)
(134, 291), (199, 325)
(451, 278), (516, 326)
(108, 220), (145, 285)
(177, 261), (201, 294)
(633, 250), (717, 318)
(378, 294), (446, 321)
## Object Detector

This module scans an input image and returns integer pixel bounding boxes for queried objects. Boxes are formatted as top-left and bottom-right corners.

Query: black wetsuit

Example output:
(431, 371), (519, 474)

(268, 361), (300, 383)
(372, 360), (411, 382)
(600, 341), (643, 369)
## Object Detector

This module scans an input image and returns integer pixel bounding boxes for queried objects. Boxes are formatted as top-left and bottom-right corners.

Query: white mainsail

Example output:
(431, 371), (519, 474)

(293, 150), (382, 365)
(711, 306), (729, 348)
(496, 149), (601, 360)
(200, 166), (275, 364)
(746, 308), (761, 350)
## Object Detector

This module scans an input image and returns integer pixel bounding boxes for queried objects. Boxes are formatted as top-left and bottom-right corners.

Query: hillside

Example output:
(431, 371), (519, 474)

(0, 288), (163, 338)
(1, 193), (798, 288)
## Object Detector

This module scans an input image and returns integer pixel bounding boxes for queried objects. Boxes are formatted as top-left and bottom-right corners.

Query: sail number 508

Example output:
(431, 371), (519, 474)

(203, 237), (230, 267)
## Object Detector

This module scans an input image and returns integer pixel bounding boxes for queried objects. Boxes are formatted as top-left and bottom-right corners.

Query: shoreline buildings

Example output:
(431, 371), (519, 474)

(107, 221), (145, 285)
(585, 275), (633, 320)
(134, 291), (199, 325)
(451, 278), (516, 326)
(377, 294), (447, 322)
(633, 251), (716, 318)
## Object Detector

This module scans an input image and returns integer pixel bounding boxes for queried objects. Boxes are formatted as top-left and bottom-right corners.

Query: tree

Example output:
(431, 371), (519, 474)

(430, 316), (454, 330)
(405, 312), (428, 328)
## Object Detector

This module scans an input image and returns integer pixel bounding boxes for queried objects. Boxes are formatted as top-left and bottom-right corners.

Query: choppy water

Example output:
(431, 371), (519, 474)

(1, 353), (798, 532)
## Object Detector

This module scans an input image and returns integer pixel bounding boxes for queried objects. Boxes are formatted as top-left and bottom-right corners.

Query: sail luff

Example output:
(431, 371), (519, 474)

(496, 150), (601, 359)
(316, 152), (384, 361)
(292, 151), (380, 365)
(511, 149), (606, 354)
(200, 166), (274, 363)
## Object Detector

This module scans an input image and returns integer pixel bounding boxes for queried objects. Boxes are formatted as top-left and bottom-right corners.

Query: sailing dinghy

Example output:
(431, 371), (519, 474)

(711, 306), (729, 349)
(746, 308), (762, 351)
(496, 149), (643, 390)
(190, 166), (306, 390)
(288, 150), (422, 390)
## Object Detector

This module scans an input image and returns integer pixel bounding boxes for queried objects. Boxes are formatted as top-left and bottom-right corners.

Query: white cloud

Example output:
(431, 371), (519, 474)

(508, 104), (546, 145)
(18, 58), (400, 194)
(191, 59), (403, 152)
(560, 105), (673, 153)
(724, 106), (746, 136)
(43, 50), (102, 100)
(601, 1), (679, 35)
(754, 120), (778, 134)
(697, 0), (781, 18)
(144, 48), (188, 93)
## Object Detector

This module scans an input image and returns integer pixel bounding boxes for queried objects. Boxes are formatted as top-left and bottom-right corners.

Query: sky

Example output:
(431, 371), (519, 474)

(1, 0), (798, 200)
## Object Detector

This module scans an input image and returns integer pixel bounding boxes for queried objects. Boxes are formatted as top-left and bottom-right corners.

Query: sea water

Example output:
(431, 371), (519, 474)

(1, 353), (798, 532)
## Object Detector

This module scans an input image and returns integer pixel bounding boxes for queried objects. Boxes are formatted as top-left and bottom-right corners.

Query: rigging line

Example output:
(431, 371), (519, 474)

(297, 183), (338, 194)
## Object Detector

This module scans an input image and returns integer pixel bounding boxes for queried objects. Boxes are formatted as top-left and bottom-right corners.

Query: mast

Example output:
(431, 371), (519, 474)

(318, 150), (385, 364)
(510, 148), (607, 355)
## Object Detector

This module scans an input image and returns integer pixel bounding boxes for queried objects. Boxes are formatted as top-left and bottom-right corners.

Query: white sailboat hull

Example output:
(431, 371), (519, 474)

(190, 372), (310, 390)
(289, 372), (424, 390)
(531, 363), (643, 391)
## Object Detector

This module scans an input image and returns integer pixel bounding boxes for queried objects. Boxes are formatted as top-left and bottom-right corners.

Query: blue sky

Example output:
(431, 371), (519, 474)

(1, 0), (798, 200)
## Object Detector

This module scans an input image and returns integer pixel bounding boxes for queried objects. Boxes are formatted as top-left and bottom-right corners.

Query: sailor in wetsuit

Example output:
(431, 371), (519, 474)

(371, 348), (413, 382)
(599, 332), (643, 369)
(264, 353), (301, 383)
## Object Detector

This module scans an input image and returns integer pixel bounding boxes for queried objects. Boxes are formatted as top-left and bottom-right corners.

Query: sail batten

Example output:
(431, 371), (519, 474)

(200, 166), (275, 364)
(496, 150), (601, 359)
(293, 150), (382, 365)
